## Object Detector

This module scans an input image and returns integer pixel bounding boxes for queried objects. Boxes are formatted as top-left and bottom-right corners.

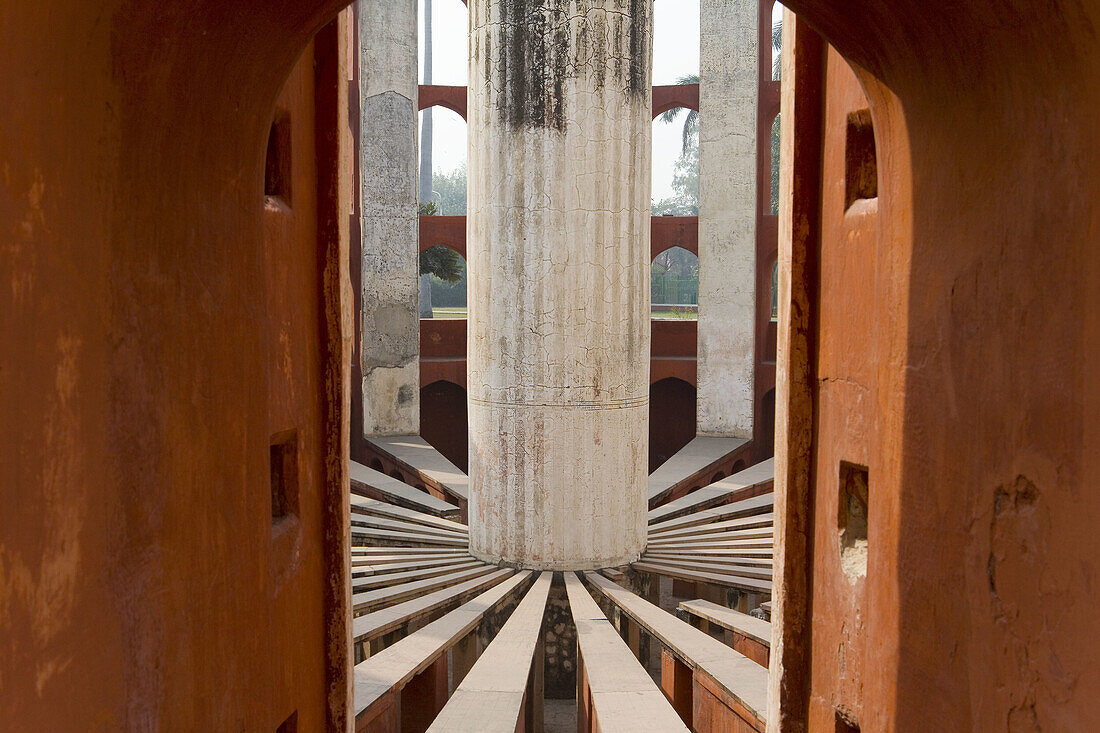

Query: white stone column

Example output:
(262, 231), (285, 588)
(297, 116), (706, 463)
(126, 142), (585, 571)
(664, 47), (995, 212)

(697, 0), (757, 438)
(467, 0), (653, 569)
(358, 0), (420, 436)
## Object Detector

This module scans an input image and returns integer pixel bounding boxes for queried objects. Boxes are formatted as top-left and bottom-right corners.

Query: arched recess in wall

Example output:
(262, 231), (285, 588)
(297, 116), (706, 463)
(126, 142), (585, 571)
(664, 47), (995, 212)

(418, 104), (468, 322)
(652, 246), (699, 320)
(649, 377), (697, 473)
(770, 113), (782, 215)
(760, 387), (776, 457)
(418, 0), (469, 87)
(651, 113), (699, 217)
(765, 256), (779, 361)
(419, 380), (468, 472)
(209, 15), (355, 729)
(762, 7), (893, 728)
(651, 0), (701, 217)
(418, 106), (467, 214)
(419, 244), (467, 318)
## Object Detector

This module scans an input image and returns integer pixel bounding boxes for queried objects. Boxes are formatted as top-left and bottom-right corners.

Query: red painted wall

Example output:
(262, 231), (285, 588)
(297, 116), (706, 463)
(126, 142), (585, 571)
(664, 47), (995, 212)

(775, 4), (1100, 728)
(419, 319), (698, 469)
(0, 6), (352, 728)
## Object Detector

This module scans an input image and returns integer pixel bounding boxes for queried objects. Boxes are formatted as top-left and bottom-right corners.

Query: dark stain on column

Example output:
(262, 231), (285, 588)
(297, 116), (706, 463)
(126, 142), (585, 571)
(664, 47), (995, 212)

(495, 0), (650, 132)
(628, 0), (651, 95)
(498, 0), (567, 132)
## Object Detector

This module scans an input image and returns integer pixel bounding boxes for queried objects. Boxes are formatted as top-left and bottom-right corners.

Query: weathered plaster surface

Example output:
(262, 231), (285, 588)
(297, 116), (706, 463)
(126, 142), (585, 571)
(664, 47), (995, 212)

(467, 0), (653, 569)
(697, 0), (757, 438)
(771, 2), (1100, 729)
(0, 8), (353, 728)
(359, 0), (420, 435)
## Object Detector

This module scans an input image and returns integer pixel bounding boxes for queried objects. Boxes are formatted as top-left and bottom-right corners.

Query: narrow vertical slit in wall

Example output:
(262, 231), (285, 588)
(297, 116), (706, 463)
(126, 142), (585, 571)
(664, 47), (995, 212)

(835, 709), (860, 733)
(276, 711), (297, 733)
(270, 430), (299, 521)
(838, 461), (869, 581)
(265, 110), (292, 204)
(770, 113), (782, 214)
(844, 108), (877, 209)
(771, 260), (779, 322)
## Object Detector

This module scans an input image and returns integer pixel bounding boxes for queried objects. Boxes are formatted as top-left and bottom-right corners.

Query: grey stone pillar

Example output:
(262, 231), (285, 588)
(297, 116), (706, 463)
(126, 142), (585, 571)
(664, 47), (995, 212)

(359, 0), (420, 436)
(467, 0), (653, 569)
(697, 0), (757, 438)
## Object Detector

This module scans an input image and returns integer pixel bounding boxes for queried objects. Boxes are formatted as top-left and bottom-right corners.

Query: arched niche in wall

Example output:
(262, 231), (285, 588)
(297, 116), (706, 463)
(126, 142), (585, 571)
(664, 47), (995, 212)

(760, 387), (776, 457)
(419, 379), (468, 472)
(419, 244), (467, 319)
(418, 105), (467, 214)
(651, 113), (699, 217)
(649, 377), (697, 473)
(418, 0), (469, 87)
(764, 256), (779, 362)
(652, 246), (699, 321)
(652, 0), (701, 87)
(770, 112), (782, 215)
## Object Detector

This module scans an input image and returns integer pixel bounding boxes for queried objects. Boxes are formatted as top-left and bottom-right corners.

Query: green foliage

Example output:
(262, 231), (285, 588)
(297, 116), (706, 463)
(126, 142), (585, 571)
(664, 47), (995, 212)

(773, 19), (783, 81)
(658, 74), (701, 155)
(431, 163), (467, 215)
(419, 244), (463, 283)
(771, 113), (781, 215)
(429, 268), (466, 307)
(652, 132), (699, 216)
(418, 196), (463, 283)
(653, 246), (698, 278)
(419, 169), (466, 286)
(651, 246), (699, 306)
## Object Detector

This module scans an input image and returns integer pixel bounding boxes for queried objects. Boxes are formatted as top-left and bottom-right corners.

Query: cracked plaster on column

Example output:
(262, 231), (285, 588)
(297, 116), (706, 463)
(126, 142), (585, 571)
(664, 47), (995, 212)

(467, 0), (653, 569)
(697, 0), (757, 438)
(359, 0), (420, 436)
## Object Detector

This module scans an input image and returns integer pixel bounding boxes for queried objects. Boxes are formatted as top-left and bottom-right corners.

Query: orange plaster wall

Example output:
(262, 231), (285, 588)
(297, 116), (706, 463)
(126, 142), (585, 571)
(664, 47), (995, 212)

(262, 41), (332, 731)
(0, 3), (352, 728)
(777, 1), (1100, 728)
(807, 51), (876, 729)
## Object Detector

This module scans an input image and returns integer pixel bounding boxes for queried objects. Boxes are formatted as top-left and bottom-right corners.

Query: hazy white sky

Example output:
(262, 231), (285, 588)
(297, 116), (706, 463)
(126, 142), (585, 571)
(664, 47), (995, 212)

(416, 1), (781, 202)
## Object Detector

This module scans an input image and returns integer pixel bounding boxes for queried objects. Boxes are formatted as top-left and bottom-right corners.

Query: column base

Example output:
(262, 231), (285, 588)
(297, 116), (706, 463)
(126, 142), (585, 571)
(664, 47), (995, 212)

(468, 547), (643, 572)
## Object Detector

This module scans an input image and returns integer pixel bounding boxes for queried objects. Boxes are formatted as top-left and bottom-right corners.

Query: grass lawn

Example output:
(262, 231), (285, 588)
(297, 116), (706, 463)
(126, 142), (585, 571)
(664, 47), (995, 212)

(651, 309), (698, 320)
(431, 307), (468, 319)
(428, 307), (697, 321)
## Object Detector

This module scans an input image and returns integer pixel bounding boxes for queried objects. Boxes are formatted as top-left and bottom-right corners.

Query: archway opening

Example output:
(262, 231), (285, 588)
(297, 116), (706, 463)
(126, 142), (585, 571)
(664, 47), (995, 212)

(419, 245), (467, 319)
(652, 112), (699, 217)
(652, 246), (699, 320)
(419, 380), (468, 472)
(649, 377), (697, 472)
(418, 105), (467, 215)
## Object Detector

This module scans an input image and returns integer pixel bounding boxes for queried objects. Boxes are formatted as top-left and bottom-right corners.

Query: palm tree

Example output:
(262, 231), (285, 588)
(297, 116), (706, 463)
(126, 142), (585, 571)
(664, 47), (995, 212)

(662, 16), (782, 153)
(773, 17), (782, 81)
(658, 74), (700, 154)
